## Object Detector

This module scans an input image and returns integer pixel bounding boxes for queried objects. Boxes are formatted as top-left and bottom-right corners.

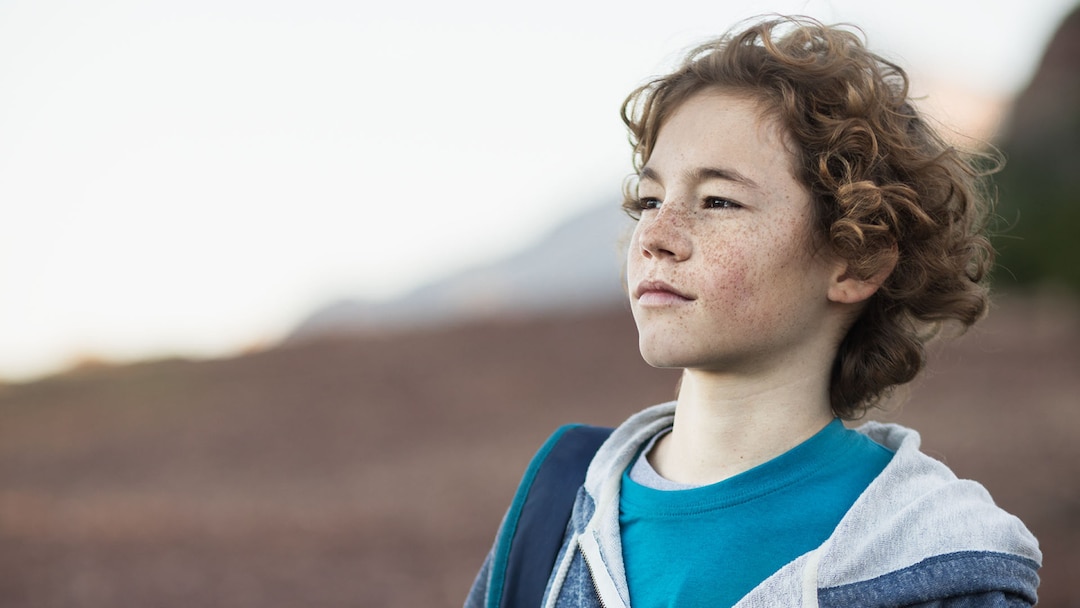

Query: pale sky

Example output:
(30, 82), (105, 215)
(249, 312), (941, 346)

(0, 0), (1075, 381)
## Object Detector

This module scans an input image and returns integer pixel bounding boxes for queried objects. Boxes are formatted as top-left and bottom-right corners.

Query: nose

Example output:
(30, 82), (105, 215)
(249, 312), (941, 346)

(634, 203), (692, 261)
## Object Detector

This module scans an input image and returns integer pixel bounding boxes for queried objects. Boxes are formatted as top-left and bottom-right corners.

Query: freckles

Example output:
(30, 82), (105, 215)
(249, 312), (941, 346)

(697, 241), (751, 317)
(701, 224), (755, 289)
(698, 221), (802, 329)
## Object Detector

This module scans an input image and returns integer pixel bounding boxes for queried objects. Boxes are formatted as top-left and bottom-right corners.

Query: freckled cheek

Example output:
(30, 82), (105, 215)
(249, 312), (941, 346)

(698, 265), (753, 318)
(696, 245), (794, 330)
(695, 237), (751, 299)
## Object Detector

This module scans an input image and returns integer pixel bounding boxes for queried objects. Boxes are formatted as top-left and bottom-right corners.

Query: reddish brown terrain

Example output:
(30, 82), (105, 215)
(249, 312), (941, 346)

(0, 294), (1077, 606)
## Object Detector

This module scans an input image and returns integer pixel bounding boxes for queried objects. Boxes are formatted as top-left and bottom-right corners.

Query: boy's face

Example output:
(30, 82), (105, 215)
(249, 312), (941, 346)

(627, 88), (844, 376)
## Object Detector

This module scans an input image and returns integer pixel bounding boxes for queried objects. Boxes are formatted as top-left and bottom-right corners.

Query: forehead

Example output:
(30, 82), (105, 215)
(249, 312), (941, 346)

(643, 88), (798, 187)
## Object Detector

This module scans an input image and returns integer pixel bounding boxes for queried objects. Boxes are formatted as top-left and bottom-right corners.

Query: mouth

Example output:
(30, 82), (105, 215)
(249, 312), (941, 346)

(633, 280), (694, 305)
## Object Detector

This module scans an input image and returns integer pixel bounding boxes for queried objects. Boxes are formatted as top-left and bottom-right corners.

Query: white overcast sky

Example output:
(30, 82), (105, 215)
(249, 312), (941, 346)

(0, 0), (1075, 380)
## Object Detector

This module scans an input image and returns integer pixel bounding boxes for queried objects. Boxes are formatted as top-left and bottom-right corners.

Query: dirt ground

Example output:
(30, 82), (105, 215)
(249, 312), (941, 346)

(0, 293), (1077, 606)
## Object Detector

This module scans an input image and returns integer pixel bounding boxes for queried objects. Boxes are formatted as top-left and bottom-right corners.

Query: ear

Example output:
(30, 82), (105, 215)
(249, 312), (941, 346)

(827, 249), (897, 305)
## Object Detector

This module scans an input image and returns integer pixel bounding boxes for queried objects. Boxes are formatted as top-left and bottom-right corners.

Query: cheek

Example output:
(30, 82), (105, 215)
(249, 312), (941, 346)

(697, 227), (806, 322)
(696, 240), (755, 313)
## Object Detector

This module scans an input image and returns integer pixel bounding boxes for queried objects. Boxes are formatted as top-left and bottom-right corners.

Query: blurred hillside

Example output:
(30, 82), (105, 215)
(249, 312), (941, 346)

(1, 295), (1078, 606)
(995, 4), (1080, 291)
(290, 202), (631, 341)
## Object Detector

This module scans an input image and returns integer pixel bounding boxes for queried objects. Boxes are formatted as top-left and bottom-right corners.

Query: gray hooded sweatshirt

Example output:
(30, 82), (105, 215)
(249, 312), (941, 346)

(467, 401), (1042, 607)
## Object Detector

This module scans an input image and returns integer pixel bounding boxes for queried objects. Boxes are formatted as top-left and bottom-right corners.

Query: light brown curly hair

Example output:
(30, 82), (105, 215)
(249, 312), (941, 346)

(620, 16), (997, 418)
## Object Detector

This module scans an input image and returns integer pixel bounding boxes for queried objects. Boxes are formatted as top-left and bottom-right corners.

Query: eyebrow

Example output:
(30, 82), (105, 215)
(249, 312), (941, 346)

(639, 165), (760, 190)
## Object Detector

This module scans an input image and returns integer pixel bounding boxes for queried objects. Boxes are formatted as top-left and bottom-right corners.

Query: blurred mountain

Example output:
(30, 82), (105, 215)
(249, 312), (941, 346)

(289, 202), (634, 341)
(994, 4), (1080, 290)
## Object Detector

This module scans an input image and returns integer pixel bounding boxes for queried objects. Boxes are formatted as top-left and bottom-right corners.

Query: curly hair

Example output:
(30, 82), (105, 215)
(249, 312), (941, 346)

(620, 16), (997, 418)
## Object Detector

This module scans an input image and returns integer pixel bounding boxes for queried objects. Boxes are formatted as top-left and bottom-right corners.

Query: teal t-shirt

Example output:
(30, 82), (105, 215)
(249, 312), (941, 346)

(619, 419), (893, 607)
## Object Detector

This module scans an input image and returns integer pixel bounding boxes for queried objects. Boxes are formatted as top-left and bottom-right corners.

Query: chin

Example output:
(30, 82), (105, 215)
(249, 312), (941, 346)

(637, 344), (694, 370)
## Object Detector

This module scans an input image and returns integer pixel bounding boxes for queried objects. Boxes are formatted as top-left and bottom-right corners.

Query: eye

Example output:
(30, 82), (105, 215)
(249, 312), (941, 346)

(637, 197), (662, 210)
(706, 197), (742, 209)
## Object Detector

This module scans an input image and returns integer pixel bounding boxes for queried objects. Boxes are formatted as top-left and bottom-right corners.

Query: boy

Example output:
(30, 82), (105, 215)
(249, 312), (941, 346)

(467, 16), (1040, 607)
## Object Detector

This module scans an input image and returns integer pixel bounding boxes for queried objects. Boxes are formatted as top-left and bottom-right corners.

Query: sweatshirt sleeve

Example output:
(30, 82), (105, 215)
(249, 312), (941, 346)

(817, 550), (1040, 608)
(908, 590), (1035, 607)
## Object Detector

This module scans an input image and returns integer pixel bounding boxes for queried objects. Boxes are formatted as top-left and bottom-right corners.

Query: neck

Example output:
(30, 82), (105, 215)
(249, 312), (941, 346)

(648, 368), (835, 486)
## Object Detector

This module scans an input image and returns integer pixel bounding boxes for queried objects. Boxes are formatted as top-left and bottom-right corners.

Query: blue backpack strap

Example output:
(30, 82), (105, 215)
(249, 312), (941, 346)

(488, 423), (614, 608)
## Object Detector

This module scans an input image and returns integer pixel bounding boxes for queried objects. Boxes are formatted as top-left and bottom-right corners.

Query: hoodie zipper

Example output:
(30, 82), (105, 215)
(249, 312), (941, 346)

(580, 544), (609, 608)
(578, 532), (629, 608)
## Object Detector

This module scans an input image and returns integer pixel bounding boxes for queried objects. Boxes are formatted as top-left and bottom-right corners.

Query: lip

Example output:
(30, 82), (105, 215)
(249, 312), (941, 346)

(633, 279), (694, 305)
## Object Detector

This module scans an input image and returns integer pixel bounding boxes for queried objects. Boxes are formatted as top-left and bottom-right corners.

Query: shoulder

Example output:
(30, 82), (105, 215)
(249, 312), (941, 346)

(814, 422), (1041, 604)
